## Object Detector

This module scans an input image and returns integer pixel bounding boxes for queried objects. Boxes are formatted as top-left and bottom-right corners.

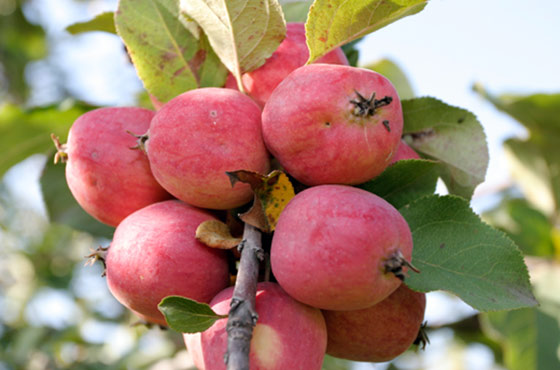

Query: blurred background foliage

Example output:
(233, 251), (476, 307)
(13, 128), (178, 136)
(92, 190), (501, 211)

(1, 0), (560, 369)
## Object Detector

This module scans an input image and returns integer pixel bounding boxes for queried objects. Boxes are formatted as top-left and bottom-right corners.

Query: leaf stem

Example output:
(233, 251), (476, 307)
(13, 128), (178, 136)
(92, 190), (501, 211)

(225, 223), (263, 370)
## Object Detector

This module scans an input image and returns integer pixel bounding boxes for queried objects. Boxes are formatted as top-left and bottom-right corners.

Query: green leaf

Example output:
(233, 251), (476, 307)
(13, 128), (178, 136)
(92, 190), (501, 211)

(0, 102), (91, 177)
(158, 296), (227, 333)
(66, 11), (116, 35)
(115, 0), (227, 104)
(305, 0), (427, 63)
(483, 197), (556, 257)
(40, 155), (115, 239)
(474, 85), (560, 137)
(483, 308), (560, 370)
(282, 1), (313, 23)
(358, 159), (438, 209)
(402, 97), (489, 199)
(363, 58), (414, 100)
(400, 195), (537, 312)
(180, 0), (286, 89)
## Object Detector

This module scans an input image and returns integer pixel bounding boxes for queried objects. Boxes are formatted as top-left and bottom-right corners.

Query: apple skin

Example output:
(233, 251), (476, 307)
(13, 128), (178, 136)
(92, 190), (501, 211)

(323, 284), (426, 362)
(262, 63), (403, 186)
(225, 22), (348, 107)
(105, 200), (230, 326)
(146, 87), (270, 210)
(390, 140), (420, 164)
(184, 282), (327, 370)
(270, 185), (413, 311)
(65, 107), (171, 226)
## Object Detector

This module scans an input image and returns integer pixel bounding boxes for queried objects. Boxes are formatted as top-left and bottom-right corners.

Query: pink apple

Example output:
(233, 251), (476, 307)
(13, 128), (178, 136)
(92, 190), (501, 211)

(390, 139), (420, 164)
(270, 185), (413, 311)
(262, 63), (403, 185)
(225, 22), (348, 107)
(146, 87), (270, 210)
(65, 107), (171, 226)
(106, 200), (230, 326)
(184, 282), (327, 370)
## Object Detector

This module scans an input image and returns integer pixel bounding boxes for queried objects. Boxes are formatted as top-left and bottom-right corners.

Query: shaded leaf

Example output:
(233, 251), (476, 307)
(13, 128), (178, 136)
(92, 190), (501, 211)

(358, 159), (438, 209)
(364, 58), (414, 100)
(40, 154), (115, 239)
(180, 0), (286, 89)
(195, 219), (242, 250)
(282, 1), (313, 23)
(400, 195), (537, 312)
(305, 0), (427, 63)
(66, 11), (117, 35)
(158, 296), (227, 333)
(483, 196), (556, 257)
(402, 97), (488, 199)
(227, 170), (295, 232)
(115, 0), (227, 104)
(0, 102), (91, 176)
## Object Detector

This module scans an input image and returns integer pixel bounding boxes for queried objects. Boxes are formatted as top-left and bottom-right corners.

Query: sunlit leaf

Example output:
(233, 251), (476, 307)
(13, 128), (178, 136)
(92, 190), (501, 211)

(180, 0), (286, 89)
(364, 58), (414, 100)
(306, 0), (427, 63)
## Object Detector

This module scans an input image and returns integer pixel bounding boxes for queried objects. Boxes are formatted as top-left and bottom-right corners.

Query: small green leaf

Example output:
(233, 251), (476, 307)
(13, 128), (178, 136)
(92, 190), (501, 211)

(400, 195), (537, 312)
(282, 1), (313, 23)
(159, 296), (227, 333)
(180, 0), (286, 88)
(0, 102), (91, 176)
(363, 58), (414, 100)
(305, 0), (427, 63)
(66, 11), (116, 35)
(358, 159), (438, 209)
(115, 0), (226, 103)
(402, 97), (489, 199)
(40, 154), (115, 239)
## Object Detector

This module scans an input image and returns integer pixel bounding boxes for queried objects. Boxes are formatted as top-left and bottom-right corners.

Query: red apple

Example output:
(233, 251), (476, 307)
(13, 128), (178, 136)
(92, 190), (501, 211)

(262, 63), (403, 185)
(184, 282), (327, 370)
(390, 140), (420, 164)
(270, 185), (413, 311)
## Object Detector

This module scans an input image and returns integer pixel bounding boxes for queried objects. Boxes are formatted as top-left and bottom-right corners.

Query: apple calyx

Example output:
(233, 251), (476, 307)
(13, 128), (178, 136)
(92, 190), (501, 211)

(383, 249), (420, 280)
(127, 130), (149, 153)
(84, 245), (109, 276)
(350, 90), (393, 118)
(50, 133), (68, 164)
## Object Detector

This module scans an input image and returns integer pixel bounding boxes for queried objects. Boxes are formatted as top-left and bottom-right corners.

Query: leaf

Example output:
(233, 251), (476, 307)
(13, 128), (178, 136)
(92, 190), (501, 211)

(399, 195), (537, 312)
(180, 0), (286, 89)
(282, 1), (313, 23)
(40, 153), (115, 239)
(227, 170), (295, 232)
(363, 58), (414, 100)
(483, 197), (556, 258)
(483, 308), (560, 370)
(402, 97), (489, 199)
(358, 159), (438, 209)
(305, 0), (427, 63)
(0, 102), (91, 176)
(158, 296), (227, 333)
(195, 219), (242, 250)
(115, 0), (227, 104)
(66, 11), (117, 34)
(473, 85), (560, 137)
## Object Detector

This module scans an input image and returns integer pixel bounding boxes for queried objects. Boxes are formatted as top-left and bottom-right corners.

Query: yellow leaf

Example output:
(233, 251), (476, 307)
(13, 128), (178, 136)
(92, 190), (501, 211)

(195, 220), (242, 250)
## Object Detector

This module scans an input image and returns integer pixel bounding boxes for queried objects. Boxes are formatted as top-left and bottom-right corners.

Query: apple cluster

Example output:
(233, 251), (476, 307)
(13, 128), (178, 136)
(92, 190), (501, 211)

(59, 23), (425, 369)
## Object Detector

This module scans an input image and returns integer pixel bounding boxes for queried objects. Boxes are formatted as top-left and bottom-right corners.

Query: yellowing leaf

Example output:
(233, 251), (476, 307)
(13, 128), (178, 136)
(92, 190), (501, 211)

(180, 0), (286, 90)
(306, 0), (428, 63)
(196, 220), (242, 250)
(227, 170), (295, 232)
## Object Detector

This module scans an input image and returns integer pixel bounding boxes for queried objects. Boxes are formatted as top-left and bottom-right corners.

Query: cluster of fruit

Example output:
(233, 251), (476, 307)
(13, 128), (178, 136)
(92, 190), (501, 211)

(57, 22), (425, 369)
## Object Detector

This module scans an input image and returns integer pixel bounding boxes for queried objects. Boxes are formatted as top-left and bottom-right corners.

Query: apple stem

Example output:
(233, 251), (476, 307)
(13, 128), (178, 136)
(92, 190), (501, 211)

(224, 223), (264, 370)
